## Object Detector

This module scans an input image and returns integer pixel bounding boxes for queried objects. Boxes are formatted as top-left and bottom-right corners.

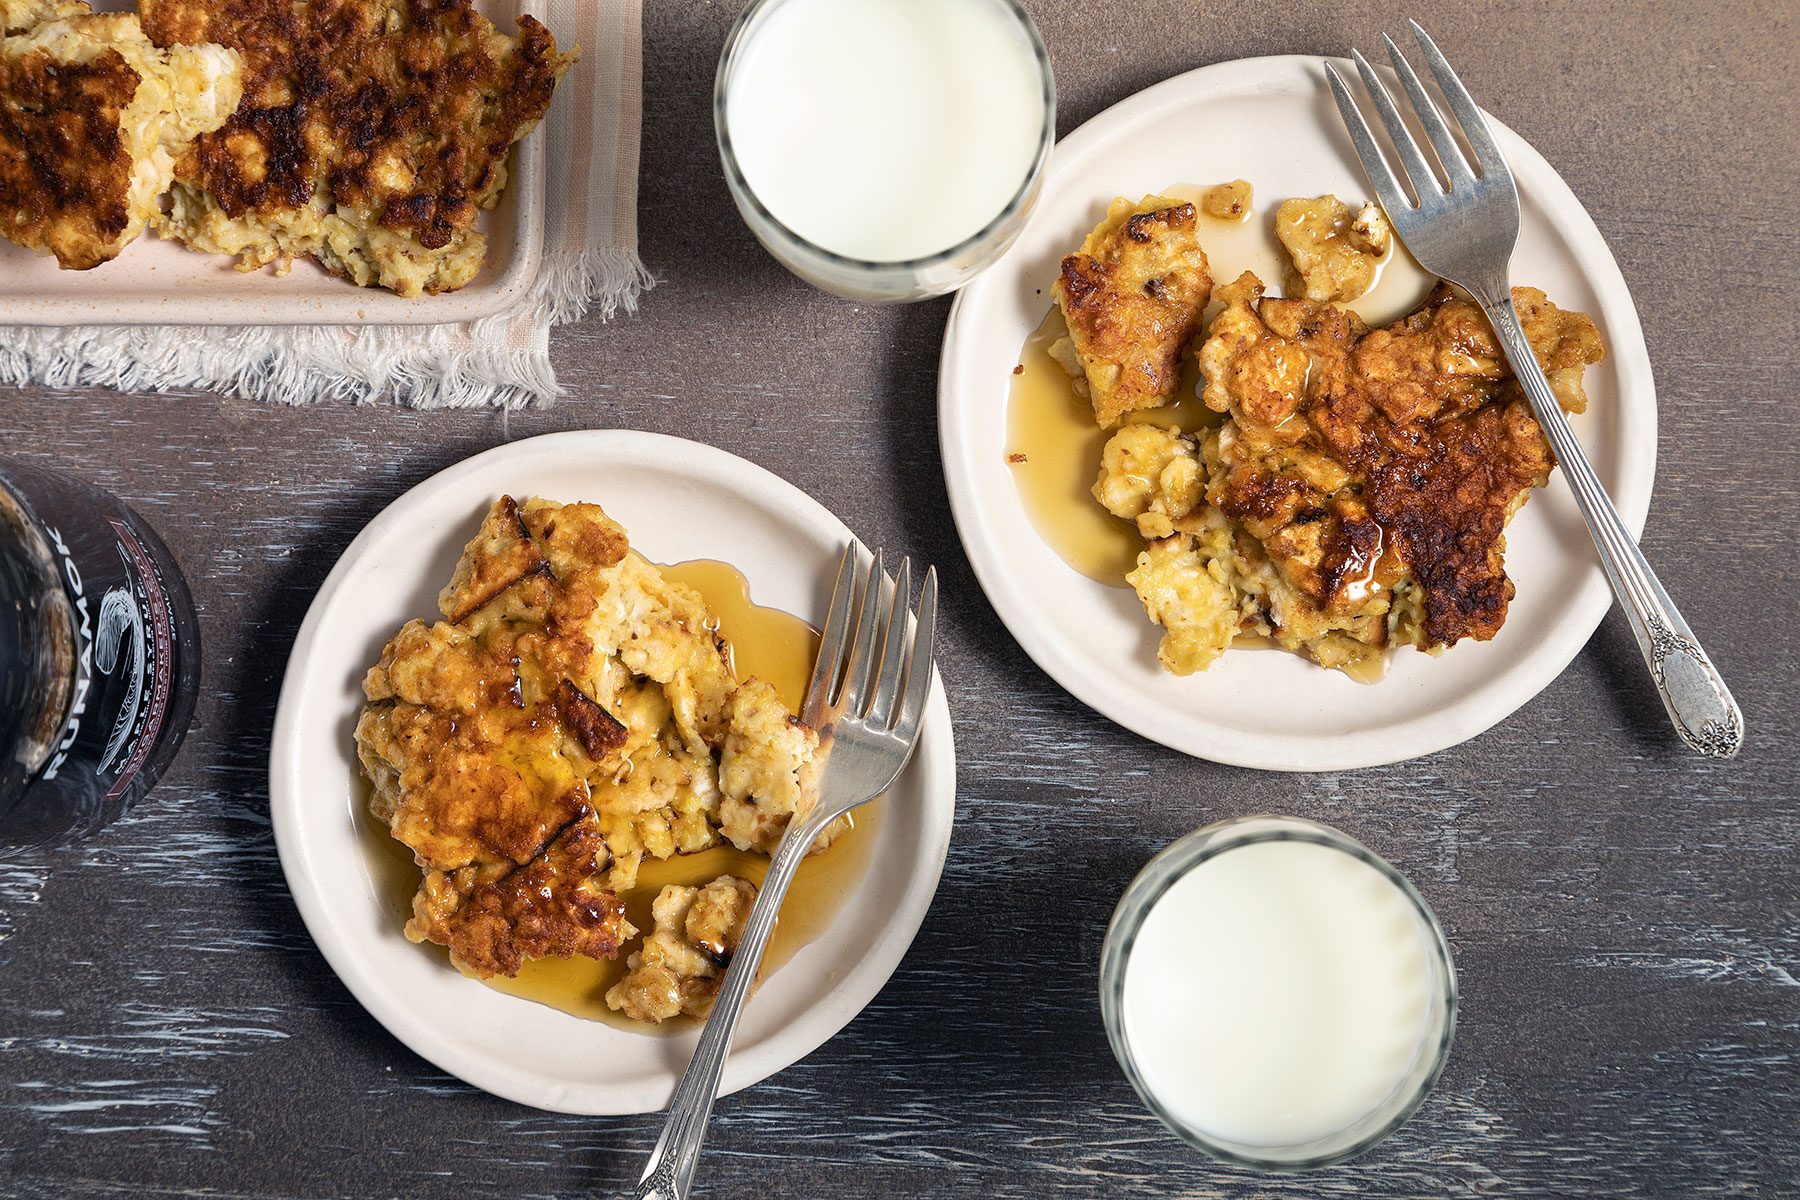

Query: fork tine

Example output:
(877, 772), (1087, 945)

(1324, 62), (1416, 218)
(1349, 48), (1444, 202)
(802, 542), (857, 728)
(1382, 33), (1473, 185)
(836, 549), (886, 713)
(866, 557), (912, 726)
(1407, 20), (1506, 176)
(893, 567), (937, 740)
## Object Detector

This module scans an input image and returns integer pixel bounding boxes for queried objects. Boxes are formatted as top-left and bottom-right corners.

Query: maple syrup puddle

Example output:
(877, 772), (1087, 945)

(362, 558), (882, 1034)
(1005, 182), (1434, 673)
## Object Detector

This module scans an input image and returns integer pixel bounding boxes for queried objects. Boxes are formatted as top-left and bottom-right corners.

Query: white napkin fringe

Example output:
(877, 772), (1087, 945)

(1, 247), (652, 409)
(539, 245), (657, 327)
(3, 320), (545, 410)
(3, 0), (646, 410)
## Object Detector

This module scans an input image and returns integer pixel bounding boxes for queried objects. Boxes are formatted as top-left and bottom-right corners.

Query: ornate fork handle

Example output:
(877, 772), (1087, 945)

(632, 801), (843, 1200)
(1475, 283), (1744, 759)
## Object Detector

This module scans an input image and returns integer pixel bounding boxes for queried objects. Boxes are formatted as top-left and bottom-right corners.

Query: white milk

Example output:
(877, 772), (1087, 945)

(724, 0), (1046, 262)
(1120, 839), (1435, 1148)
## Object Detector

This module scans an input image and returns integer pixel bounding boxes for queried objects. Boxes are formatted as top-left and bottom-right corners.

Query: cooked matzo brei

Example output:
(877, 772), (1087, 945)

(0, 0), (239, 268)
(355, 496), (839, 1008)
(1095, 271), (1603, 676)
(606, 875), (757, 1023)
(140, 0), (574, 295)
(1044, 188), (1606, 679)
(1051, 194), (1214, 428)
(1275, 193), (1392, 304)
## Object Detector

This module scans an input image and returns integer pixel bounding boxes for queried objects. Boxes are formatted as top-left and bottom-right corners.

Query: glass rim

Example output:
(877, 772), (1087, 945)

(713, 0), (1057, 273)
(1098, 815), (1460, 1172)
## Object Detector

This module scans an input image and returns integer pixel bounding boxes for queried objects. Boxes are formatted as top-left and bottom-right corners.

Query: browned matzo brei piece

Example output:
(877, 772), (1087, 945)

(1200, 179), (1252, 221)
(1051, 194), (1214, 427)
(1275, 193), (1392, 304)
(0, 2), (240, 268)
(355, 496), (841, 997)
(1096, 272), (1603, 676)
(139, 0), (576, 296)
(606, 875), (757, 1023)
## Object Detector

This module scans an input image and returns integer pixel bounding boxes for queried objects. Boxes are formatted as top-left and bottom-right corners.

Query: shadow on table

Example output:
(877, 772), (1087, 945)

(1583, 607), (1712, 759)
(208, 441), (513, 1069)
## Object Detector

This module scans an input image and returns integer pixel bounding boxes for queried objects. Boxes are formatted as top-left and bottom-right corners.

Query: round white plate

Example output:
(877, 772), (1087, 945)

(939, 55), (1656, 772)
(269, 431), (956, 1114)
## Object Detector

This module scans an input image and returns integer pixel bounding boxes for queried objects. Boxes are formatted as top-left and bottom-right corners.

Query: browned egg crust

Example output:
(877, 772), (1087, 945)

(1054, 198), (1214, 427)
(0, 44), (137, 269)
(356, 493), (829, 987)
(357, 496), (639, 977)
(1202, 274), (1604, 646)
(139, 0), (566, 250)
(418, 811), (630, 980)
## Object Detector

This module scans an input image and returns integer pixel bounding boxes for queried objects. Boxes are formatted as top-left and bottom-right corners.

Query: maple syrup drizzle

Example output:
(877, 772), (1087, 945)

(362, 558), (881, 1034)
(1004, 183), (1435, 673)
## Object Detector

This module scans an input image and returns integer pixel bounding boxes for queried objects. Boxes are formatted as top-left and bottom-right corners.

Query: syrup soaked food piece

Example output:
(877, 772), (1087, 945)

(1052, 195), (1214, 428)
(355, 496), (840, 998)
(1097, 272), (1604, 677)
(1274, 194), (1392, 304)
(480, 562), (879, 1031)
(1200, 179), (1253, 221)
(606, 874), (756, 1023)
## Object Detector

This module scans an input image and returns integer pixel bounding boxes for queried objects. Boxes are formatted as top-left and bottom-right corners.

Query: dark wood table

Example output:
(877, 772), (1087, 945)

(3, 2), (1796, 1196)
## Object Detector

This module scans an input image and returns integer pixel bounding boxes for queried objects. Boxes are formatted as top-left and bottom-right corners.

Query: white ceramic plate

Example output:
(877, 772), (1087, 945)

(269, 431), (956, 1114)
(939, 55), (1657, 772)
(0, 0), (545, 326)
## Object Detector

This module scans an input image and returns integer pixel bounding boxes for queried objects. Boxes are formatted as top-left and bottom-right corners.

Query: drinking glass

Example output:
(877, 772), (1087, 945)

(714, 0), (1056, 302)
(1098, 815), (1458, 1169)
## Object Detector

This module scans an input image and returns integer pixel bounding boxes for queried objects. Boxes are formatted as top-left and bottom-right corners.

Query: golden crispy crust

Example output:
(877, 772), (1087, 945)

(1199, 274), (1604, 647)
(355, 615), (593, 870)
(416, 810), (632, 979)
(1054, 196), (1213, 427)
(519, 494), (631, 577)
(1361, 397), (1552, 640)
(141, 0), (568, 249)
(552, 679), (628, 760)
(2, 7), (242, 269)
(357, 495), (825, 983)
(437, 494), (554, 622)
(0, 43), (137, 269)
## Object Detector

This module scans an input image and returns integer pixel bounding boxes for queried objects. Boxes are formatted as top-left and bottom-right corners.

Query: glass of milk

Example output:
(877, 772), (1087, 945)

(715, 0), (1055, 302)
(1099, 816), (1458, 1169)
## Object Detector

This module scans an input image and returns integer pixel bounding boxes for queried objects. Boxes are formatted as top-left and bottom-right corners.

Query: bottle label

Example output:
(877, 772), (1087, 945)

(0, 458), (199, 848)
(39, 516), (176, 801)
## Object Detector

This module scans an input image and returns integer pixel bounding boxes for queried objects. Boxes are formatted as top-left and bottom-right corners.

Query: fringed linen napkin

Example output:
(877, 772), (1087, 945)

(1, 0), (651, 409)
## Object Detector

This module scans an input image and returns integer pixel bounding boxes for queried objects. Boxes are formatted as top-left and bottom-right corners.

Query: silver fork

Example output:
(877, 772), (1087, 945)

(1325, 22), (1743, 759)
(633, 544), (938, 1200)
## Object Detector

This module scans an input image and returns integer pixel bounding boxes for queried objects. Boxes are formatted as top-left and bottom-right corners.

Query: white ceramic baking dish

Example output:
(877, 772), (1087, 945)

(0, 0), (545, 326)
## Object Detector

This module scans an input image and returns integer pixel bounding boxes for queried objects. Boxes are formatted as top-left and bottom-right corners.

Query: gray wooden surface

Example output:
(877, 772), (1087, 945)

(2, 2), (1798, 1196)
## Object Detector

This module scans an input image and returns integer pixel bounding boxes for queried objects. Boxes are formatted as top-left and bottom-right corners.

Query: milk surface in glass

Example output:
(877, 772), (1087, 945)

(725, 0), (1045, 263)
(1119, 839), (1435, 1148)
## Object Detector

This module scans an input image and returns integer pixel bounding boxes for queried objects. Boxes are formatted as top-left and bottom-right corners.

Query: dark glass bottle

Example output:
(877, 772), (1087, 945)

(0, 458), (201, 852)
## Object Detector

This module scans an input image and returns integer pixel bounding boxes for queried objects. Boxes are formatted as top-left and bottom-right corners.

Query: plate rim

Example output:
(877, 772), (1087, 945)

(938, 53), (1658, 772)
(268, 429), (957, 1113)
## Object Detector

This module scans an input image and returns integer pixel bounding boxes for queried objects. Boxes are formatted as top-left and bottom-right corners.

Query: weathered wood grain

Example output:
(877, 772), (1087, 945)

(1, 1), (1797, 1197)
